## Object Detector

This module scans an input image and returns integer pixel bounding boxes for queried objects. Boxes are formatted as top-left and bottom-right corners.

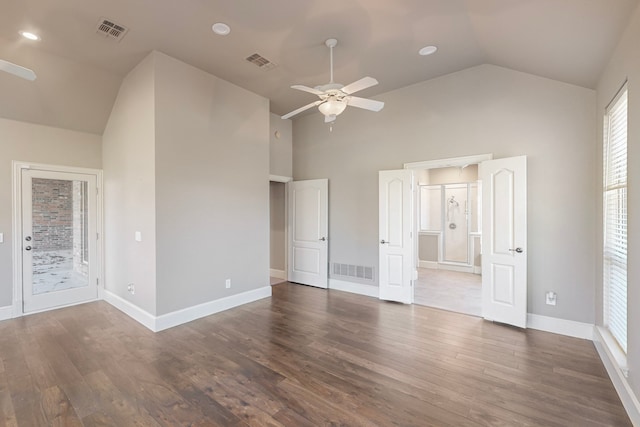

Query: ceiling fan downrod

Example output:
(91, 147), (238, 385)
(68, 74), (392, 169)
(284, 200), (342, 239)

(326, 38), (337, 84)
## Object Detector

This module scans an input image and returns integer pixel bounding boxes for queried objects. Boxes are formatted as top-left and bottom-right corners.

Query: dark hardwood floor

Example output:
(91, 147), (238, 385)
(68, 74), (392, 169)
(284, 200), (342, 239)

(0, 283), (632, 426)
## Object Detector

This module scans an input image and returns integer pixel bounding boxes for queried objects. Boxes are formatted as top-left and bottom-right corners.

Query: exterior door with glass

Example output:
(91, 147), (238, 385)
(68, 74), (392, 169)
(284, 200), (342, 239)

(21, 169), (98, 313)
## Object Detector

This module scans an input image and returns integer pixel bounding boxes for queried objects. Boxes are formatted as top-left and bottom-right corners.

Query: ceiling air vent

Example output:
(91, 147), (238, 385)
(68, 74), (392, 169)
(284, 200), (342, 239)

(96, 18), (129, 42)
(245, 53), (277, 71)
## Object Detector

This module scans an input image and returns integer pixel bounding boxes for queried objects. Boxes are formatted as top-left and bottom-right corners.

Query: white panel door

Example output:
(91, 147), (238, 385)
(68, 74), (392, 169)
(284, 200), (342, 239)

(379, 170), (414, 303)
(480, 156), (527, 328)
(21, 169), (98, 313)
(288, 179), (328, 288)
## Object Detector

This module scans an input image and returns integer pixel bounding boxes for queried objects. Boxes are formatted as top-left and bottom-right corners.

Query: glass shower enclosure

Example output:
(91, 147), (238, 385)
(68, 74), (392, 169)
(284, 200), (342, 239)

(419, 182), (480, 266)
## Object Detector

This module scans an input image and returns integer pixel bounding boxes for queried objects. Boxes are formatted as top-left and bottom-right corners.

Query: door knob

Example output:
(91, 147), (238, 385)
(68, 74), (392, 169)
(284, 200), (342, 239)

(319, 237), (326, 241)
(380, 240), (388, 244)
(25, 246), (32, 251)
(509, 247), (523, 253)
(25, 236), (32, 241)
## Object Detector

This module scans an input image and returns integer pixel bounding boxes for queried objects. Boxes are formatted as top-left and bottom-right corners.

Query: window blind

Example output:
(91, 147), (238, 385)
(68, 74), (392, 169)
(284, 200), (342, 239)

(603, 85), (628, 353)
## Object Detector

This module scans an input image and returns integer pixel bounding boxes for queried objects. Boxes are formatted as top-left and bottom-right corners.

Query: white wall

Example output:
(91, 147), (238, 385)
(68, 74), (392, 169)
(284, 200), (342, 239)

(293, 64), (596, 323)
(270, 113), (292, 177)
(102, 53), (157, 315)
(596, 1), (640, 401)
(0, 118), (101, 308)
(153, 52), (270, 315)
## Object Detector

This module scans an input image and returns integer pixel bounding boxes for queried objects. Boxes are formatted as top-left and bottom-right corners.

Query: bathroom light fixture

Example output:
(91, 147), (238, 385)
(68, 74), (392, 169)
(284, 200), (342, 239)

(212, 23), (231, 36)
(318, 98), (347, 117)
(20, 31), (40, 41)
(419, 45), (437, 56)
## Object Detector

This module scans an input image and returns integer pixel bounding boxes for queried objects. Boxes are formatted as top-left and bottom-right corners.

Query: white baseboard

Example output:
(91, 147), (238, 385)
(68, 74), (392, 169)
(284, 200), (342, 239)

(103, 290), (156, 331)
(418, 260), (438, 269)
(329, 279), (378, 298)
(418, 260), (477, 274)
(269, 269), (286, 280)
(593, 327), (640, 425)
(155, 286), (271, 332)
(0, 305), (13, 321)
(526, 313), (594, 340)
(105, 286), (272, 332)
(438, 262), (474, 273)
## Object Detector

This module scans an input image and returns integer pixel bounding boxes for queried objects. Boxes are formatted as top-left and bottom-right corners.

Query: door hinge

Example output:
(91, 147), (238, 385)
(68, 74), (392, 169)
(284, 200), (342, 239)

(96, 232), (99, 240)
(96, 278), (99, 285)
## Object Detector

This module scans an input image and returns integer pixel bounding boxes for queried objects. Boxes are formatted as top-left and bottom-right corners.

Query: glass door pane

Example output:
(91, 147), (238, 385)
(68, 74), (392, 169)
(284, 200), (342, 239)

(31, 178), (89, 294)
(22, 169), (97, 313)
(443, 184), (469, 263)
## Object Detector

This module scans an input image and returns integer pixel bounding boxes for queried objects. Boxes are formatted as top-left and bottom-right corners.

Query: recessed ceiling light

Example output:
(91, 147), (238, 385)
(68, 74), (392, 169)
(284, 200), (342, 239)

(212, 23), (231, 36)
(419, 45), (437, 56)
(20, 31), (40, 41)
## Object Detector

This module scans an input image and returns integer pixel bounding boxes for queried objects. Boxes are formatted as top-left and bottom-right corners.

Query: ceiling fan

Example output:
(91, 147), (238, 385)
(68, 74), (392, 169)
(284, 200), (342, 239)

(282, 38), (384, 123)
(0, 59), (37, 81)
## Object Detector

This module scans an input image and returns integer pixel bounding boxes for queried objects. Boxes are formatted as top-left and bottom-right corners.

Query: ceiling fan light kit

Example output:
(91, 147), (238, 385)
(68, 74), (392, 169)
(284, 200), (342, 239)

(282, 38), (384, 124)
(318, 98), (347, 116)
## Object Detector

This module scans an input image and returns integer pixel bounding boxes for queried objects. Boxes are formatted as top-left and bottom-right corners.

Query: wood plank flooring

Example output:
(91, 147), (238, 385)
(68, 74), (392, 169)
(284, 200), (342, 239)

(0, 283), (632, 426)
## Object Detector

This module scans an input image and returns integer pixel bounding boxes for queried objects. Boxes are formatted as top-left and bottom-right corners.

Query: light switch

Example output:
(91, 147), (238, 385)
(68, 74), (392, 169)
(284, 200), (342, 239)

(0, 233), (3, 243)
(135, 231), (142, 242)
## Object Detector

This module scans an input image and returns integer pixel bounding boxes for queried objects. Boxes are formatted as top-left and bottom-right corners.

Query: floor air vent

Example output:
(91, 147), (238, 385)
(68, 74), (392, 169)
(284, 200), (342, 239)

(332, 263), (375, 282)
(246, 53), (277, 71)
(96, 18), (129, 41)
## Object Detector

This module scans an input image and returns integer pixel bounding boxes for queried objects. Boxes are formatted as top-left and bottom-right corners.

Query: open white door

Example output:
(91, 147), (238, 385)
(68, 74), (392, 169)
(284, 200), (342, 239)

(480, 156), (527, 328)
(288, 179), (328, 288)
(379, 170), (414, 303)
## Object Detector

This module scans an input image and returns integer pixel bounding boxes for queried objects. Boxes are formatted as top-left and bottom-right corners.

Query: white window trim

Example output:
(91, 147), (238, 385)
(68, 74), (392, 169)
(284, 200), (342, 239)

(602, 82), (628, 354)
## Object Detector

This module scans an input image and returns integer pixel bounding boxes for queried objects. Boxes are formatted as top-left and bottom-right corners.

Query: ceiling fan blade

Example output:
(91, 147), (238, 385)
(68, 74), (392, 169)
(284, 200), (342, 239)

(281, 100), (322, 120)
(341, 76), (378, 95)
(324, 114), (336, 123)
(347, 96), (384, 112)
(0, 59), (36, 81)
(291, 85), (324, 96)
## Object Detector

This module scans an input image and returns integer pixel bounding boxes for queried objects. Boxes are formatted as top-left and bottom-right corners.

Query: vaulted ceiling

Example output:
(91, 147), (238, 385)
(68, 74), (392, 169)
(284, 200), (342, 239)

(1, 0), (637, 134)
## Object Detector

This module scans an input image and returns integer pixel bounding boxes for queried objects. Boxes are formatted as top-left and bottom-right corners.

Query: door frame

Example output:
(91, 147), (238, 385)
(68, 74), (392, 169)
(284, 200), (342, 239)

(12, 161), (104, 317)
(269, 174), (292, 282)
(403, 154), (493, 308)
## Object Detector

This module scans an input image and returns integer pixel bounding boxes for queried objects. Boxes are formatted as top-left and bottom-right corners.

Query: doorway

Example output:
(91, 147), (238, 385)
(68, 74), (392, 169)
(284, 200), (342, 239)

(13, 162), (102, 314)
(381, 154), (527, 328)
(269, 180), (287, 285)
(414, 165), (482, 316)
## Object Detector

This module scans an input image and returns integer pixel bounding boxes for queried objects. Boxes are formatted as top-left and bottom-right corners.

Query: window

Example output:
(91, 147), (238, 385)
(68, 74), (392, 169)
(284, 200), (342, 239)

(603, 84), (628, 353)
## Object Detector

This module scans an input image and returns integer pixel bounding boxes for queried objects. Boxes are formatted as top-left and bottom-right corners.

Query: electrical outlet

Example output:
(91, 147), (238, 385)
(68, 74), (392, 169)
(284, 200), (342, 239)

(545, 291), (557, 306)
(127, 283), (135, 295)
(225, 279), (231, 289)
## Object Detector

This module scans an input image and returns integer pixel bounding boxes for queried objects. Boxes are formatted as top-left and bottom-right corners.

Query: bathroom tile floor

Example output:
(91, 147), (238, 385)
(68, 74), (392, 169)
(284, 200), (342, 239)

(414, 267), (482, 316)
